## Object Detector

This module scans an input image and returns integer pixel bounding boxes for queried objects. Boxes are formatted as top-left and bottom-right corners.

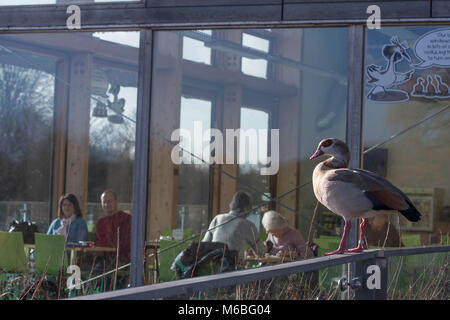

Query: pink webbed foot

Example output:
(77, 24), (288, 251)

(324, 248), (346, 256)
(345, 246), (364, 253)
(345, 241), (366, 253)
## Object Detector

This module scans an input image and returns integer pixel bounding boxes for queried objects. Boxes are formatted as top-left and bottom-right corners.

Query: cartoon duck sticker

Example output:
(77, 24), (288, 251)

(412, 74), (450, 98)
(366, 36), (415, 102)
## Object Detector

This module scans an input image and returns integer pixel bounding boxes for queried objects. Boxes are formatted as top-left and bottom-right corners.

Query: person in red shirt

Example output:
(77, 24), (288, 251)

(95, 190), (131, 264)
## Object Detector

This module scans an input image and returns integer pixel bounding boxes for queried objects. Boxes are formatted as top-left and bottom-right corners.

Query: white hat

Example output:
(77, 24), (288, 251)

(262, 210), (288, 231)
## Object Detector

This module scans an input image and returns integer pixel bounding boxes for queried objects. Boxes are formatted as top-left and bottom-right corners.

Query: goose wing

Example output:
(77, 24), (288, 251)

(327, 168), (409, 211)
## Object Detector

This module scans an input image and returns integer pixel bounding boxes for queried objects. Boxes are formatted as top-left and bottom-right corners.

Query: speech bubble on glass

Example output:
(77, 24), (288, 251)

(413, 28), (450, 69)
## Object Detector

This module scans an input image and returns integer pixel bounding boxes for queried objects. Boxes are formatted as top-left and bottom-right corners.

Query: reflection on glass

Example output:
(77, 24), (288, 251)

(88, 60), (138, 223)
(152, 28), (349, 260)
(183, 30), (212, 65)
(241, 33), (269, 79)
(177, 96), (212, 235)
(0, 31), (140, 295)
(364, 26), (450, 246)
(0, 45), (56, 234)
(93, 32), (140, 48)
(239, 107), (270, 231)
(298, 28), (348, 238)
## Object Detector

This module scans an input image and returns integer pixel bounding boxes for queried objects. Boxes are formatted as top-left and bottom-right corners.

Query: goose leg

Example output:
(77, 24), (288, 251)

(324, 220), (351, 255)
(346, 218), (368, 253)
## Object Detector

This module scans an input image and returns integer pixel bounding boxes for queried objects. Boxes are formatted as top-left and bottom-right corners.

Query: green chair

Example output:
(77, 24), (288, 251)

(0, 231), (27, 273)
(34, 233), (68, 276)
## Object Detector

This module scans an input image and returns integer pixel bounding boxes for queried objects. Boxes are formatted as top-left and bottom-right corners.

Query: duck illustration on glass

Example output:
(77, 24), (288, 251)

(411, 74), (450, 98)
(366, 36), (415, 103)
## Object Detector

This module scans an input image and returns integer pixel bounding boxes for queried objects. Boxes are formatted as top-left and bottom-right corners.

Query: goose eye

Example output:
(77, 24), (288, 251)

(322, 139), (332, 148)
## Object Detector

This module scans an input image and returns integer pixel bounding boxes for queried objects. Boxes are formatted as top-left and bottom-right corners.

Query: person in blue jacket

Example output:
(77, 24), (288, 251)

(47, 193), (87, 244)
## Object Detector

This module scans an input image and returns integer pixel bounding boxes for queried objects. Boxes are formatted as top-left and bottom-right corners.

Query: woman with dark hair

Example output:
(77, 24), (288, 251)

(47, 193), (88, 243)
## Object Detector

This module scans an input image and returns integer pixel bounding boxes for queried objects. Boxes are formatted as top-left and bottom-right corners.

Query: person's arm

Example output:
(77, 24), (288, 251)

(47, 219), (57, 235)
(292, 229), (311, 258)
(246, 223), (264, 257)
(201, 217), (216, 242)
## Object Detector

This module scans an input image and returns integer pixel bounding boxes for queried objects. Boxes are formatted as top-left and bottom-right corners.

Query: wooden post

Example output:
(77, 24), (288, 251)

(147, 31), (182, 240)
(344, 24), (366, 300)
(52, 57), (70, 220)
(65, 53), (93, 217)
(273, 29), (303, 228)
(214, 30), (242, 215)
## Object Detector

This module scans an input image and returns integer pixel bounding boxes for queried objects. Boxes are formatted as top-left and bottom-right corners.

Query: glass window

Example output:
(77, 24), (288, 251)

(364, 26), (450, 246)
(239, 106), (271, 231)
(241, 32), (270, 79)
(182, 30), (212, 65)
(0, 43), (57, 234)
(176, 96), (213, 235)
(150, 28), (349, 276)
(0, 31), (140, 296)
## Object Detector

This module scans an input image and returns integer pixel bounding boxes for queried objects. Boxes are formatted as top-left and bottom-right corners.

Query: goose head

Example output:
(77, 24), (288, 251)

(309, 138), (350, 168)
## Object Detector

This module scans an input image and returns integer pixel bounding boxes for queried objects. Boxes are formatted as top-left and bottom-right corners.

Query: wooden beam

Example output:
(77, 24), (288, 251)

(274, 29), (303, 229)
(51, 57), (70, 220)
(147, 32), (182, 240)
(65, 53), (93, 217)
(213, 30), (242, 215)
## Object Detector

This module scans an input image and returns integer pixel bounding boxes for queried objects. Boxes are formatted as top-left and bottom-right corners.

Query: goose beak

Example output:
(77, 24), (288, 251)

(310, 149), (324, 160)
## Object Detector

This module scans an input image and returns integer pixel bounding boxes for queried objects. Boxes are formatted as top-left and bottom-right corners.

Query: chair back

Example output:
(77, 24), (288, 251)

(34, 233), (67, 275)
(158, 235), (201, 282)
(0, 231), (27, 273)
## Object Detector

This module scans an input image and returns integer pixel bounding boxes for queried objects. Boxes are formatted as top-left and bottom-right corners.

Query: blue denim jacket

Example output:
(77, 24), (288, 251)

(47, 217), (88, 243)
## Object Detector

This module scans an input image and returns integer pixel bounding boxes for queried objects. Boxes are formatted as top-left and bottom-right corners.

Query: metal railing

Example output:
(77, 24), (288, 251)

(69, 244), (450, 300)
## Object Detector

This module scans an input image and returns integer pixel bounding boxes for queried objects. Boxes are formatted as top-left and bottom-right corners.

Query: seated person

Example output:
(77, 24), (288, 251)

(95, 190), (131, 264)
(202, 191), (264, 261)
(47, 193), (88, 243)
(262, 210), (314, 260)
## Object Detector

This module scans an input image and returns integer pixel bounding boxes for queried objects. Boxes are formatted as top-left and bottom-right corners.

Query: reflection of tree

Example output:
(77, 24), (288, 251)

(178, 164), (210, 205)
(88, 97), (136, 203)
(0, 64), (53, 201)
(238, 164), (269, 206)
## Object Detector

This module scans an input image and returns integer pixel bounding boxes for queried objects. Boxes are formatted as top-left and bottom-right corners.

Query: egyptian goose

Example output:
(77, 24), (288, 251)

(310, 138), (421, 255)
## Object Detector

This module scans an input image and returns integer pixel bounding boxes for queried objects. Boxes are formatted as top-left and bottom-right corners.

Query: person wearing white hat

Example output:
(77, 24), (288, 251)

(262, 210), (313, 259)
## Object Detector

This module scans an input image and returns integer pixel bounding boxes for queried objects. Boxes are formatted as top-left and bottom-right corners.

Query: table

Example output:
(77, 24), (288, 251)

(24, 244), (117, 266)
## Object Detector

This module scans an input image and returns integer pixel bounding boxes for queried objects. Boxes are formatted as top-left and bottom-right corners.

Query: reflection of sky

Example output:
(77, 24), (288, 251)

(242, 33), (269, 79)
(180, 97), (211, 162)
(93, 32), (140, 48)
(182, 30), (212, 65)
(239, 107), (269, 165)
